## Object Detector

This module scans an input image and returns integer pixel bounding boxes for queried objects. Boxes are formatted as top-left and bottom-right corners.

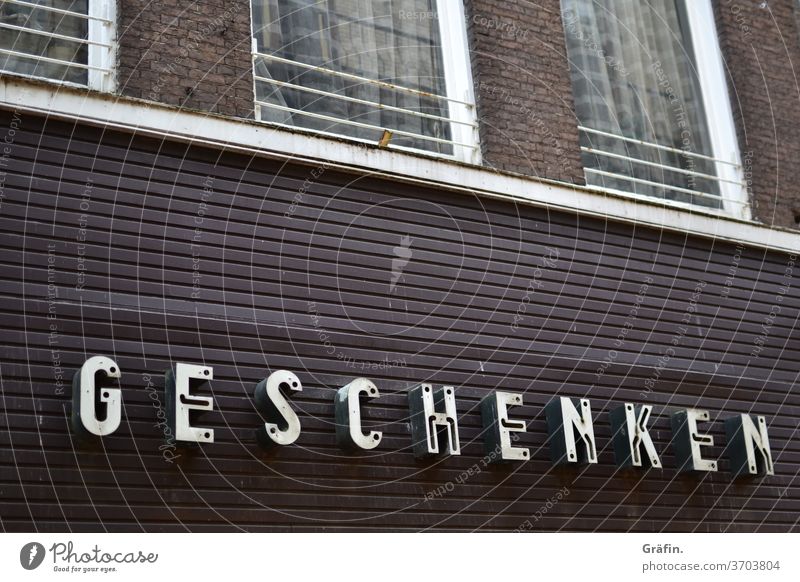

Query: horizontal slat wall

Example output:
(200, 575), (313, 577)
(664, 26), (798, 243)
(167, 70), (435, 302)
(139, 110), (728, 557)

(0, 109), (798, 532)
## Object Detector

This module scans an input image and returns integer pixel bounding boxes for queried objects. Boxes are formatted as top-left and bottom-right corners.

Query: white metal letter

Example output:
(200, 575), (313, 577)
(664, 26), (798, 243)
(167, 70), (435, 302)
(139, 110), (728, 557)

(71, 355), (122, 438)
(166, 363), (214, 444)
(671, 409), (717, 473)
(545, 397), (597, 465)
(335, 378), (382, 450)
(609, 403), (662, 468)
(725, 414), (774, 476)
(408, 384), (460, 458)
(254, 370), (302, 447)
(481, 391), (528, 462)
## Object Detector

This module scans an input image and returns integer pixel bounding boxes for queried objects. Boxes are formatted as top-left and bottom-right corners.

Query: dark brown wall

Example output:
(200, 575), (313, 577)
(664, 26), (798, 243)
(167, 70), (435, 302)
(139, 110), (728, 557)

(465, 0), (584, 183)
(714, 0), (800, 229)
(116, 0), (254, 118)
(0, 108), (798, 532)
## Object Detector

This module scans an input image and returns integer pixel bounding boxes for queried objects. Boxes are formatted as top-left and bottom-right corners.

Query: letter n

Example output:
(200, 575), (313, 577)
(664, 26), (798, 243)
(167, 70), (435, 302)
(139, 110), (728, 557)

(725, 414), (774, 477)
(545, 397), (597, 465)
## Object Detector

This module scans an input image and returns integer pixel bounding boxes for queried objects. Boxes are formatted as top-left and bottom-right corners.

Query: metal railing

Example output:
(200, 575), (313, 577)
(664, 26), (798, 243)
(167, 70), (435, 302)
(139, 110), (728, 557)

(0, 0), (114, 89)
(252, 50), (479, 156)
(578, 126), (748, 210)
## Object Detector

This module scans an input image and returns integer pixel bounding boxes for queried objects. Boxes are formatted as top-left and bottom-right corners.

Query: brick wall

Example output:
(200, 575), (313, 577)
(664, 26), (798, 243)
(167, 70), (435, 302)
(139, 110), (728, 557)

(116, 0), (254, 119)
(465, 0), (585, 184)
(110, 0), (800, 230)
(714, 0), (800, 229)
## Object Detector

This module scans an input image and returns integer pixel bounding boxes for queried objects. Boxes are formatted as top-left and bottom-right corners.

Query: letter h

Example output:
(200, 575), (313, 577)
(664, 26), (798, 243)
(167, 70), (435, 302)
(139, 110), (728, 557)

(408, 384), (460, 459)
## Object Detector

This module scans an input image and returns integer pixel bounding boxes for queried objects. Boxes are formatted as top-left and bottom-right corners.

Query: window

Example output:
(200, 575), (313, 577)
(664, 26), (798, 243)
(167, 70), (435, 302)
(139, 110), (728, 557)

(0, 0), (115, 91)
(250, 0), (479, 162)
(562, 0), (748, 218)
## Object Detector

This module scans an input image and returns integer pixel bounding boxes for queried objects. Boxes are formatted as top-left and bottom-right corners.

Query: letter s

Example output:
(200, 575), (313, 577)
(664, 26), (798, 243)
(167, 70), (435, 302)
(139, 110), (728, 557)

(254, 370), (302, 447)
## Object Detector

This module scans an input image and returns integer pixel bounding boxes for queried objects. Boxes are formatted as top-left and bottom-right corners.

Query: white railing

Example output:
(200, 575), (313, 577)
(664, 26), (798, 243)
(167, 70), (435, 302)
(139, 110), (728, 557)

(578, 126), (749, 212)
(252, 49), (479, 159)
(0, 0), (115, 91)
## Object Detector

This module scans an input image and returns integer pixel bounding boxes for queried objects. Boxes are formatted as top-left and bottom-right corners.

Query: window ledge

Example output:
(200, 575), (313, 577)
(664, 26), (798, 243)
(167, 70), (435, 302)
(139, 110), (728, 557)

(1, 76), (798, 254)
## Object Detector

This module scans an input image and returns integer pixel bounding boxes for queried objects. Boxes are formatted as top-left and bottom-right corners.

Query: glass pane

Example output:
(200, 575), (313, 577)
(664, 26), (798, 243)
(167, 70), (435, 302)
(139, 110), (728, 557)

(252, 0), (452, 154)
(562, 0), (721, 208)
(0, 1), (89, 85)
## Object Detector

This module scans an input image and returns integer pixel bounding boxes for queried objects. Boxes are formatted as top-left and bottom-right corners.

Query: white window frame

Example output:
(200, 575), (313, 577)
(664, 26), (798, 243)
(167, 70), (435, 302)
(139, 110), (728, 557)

(249, 0), (480, 164)
(0, 0), (116, 92)
(684, 0), (749, 219)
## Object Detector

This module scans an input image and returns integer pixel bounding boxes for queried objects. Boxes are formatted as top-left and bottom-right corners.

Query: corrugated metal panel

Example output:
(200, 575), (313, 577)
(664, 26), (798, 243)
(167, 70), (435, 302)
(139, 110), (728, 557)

(0, 109), (798, 532)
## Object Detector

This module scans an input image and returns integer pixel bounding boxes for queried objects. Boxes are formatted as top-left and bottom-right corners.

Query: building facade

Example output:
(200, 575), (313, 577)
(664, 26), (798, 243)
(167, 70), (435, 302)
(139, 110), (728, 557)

(0, 0), (798, 532)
